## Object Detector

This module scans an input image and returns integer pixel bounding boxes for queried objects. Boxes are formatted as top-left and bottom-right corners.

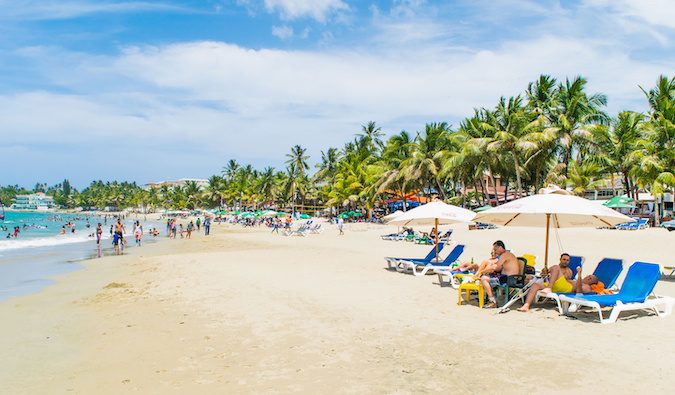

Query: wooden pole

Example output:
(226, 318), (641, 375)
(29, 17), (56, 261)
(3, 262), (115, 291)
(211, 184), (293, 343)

(544, 213), (550, 273)
(435, 218), (439, 262)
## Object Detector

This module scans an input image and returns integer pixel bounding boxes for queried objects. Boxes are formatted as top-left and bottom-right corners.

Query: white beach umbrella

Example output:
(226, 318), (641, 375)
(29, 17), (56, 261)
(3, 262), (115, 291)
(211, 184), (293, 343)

(387, 201), (477, 261)
(383, 210), (404, 222)
(387, 201), (476, 227)
(473, 188), (635, 269)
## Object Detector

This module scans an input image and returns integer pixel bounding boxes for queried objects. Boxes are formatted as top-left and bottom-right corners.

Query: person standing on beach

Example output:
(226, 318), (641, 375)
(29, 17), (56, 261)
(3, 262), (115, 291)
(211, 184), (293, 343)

(114, 219), (125, 245)
(171, 219), (177, 239)
(186, 221), (193, 239)
(338, 216), (344, 235)
(96, 223), (102, 244)
(196, 217), (201, 231)
(134, 221), (143, 246)
(204, 217), (211, 236)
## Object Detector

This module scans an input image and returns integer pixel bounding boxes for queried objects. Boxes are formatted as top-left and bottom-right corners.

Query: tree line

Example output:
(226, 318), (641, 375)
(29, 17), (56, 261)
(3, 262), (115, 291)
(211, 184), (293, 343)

(2, 74), (674, 221)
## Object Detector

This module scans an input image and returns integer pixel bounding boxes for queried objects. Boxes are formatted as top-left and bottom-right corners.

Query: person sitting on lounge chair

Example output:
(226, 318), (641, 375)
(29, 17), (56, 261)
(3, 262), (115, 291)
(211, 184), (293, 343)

(517, 254), (598, 312)
(479, 240), (519, 309)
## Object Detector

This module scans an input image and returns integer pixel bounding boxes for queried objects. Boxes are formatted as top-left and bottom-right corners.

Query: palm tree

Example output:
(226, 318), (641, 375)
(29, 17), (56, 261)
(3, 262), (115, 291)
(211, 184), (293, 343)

(459, 112), (501, 204)
(400, 122), (454, 200)
(222, 159), (240, 182)
(285, 145), (309, 214)
(372, 131), (414, 210)
(485, 95), (537, 197)
(590, 111), (645, 196)
(313, 148), (340, 185)
(547, 76), (609, 178)
(566, 159), (604, 196)
(357, 121), (384, 156)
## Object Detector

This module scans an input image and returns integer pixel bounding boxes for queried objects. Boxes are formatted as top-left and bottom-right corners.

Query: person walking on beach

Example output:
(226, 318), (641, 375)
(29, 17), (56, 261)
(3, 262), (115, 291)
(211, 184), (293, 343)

(134, 221), (143, 246)
(115, 219), (126, 246)
(96, 223), (102, 245)
(204, 217), (211, 236)
(196, 217), (201, 231)
(186, 221), (193, 239)
(338, 216), (344, 235)
(171, 219), (177, 239)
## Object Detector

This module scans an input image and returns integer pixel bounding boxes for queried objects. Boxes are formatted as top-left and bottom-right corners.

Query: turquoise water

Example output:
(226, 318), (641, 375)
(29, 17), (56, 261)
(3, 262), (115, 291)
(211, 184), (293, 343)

(0, 211), (164, 303)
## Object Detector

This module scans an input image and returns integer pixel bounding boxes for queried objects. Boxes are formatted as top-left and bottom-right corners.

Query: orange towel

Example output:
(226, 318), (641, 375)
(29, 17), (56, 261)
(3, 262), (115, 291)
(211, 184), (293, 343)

(589, 281), (613, 295)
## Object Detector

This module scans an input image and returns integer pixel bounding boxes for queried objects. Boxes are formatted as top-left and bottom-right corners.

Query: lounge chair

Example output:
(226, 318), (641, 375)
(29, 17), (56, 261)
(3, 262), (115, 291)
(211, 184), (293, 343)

(535, 257), (623, 314)
(282, 225), (310, 237)
(384, 242), (445, 270)
(559, 262), (675, 324)
(397, 244), (465, 276)
(309, 224), (324, 234)
(495, 257), (530, 306)
(624, 218), (648, 230)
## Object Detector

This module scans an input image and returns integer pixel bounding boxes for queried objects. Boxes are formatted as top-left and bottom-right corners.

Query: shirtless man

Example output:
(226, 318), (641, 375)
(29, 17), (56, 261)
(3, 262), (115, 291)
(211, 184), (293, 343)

(480, 240), (519, 308)
(114, 219), (126, 246)
(517, 254), (598, 312)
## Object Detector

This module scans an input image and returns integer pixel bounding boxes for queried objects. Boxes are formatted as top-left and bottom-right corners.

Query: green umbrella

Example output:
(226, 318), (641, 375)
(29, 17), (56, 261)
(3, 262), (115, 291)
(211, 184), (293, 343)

(352, 212), (364, 216)
(474, 205), (493, 212)
(603, 196), (634, 208)
(299, 214), (311, 219)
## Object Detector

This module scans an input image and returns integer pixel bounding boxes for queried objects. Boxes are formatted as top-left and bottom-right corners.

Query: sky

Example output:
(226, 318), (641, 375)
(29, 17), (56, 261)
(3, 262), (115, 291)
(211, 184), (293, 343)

(1, 0), (675, 190)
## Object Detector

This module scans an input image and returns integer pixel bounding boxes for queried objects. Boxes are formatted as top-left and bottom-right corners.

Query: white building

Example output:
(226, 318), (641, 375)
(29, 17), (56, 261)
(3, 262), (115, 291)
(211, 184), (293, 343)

(11, 192), (56, 210)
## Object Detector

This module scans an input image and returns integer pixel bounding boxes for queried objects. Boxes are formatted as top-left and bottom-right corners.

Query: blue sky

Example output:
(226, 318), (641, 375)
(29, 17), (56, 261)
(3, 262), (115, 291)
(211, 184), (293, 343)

(1, 0), (675, 189)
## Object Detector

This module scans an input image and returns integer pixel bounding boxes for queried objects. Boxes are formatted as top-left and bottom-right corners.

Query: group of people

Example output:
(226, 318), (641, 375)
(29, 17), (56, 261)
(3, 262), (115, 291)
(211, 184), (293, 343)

(166, 216), (211, 239)
(5, 226), (21, 238)
(452, 240), (601, 310)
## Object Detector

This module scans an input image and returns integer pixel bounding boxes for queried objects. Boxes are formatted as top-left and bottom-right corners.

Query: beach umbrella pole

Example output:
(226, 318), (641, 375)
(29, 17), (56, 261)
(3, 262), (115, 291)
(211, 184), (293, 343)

(435, 218), (439, 262)
(543, 213), (550, 274)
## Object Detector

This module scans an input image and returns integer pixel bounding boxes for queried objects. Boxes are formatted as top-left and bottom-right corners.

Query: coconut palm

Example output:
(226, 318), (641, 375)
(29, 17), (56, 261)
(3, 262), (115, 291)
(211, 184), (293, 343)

(400, 122), (455, 200)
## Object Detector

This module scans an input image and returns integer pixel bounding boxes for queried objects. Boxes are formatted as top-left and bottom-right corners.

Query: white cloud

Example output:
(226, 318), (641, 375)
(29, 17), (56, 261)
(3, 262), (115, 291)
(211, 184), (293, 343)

(0, 0), (181, 20)
(585, 0), (675, 30)
(4, 0), (675, 186)
(263, 0), (349, 22)
(272, 25), (294, 40)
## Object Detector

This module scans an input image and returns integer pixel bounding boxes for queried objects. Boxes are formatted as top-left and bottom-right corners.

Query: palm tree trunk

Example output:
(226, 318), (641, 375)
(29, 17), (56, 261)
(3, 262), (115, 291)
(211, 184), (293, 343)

(475, 179), (485, 206)
(461, 180), (467, 207)
(487, 167), (498, 206)
(435, 177), (447, 200)
(512, 149), (522, 198)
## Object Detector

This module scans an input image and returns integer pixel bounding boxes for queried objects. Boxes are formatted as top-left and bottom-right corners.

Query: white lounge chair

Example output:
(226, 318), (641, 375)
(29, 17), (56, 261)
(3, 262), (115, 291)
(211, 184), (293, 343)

(559, 262), (675, 324)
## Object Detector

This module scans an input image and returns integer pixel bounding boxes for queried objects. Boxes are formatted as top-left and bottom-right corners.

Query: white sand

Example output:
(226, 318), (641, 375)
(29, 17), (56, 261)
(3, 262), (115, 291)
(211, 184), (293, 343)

(1, 220), (674, 393)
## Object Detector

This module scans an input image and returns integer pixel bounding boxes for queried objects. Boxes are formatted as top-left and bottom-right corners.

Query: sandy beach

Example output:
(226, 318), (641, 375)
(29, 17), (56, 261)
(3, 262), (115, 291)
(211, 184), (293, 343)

(2, 219), (675, 394)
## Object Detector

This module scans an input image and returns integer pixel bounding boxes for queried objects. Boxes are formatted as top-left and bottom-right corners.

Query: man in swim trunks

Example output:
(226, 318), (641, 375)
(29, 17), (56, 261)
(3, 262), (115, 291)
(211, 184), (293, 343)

(517, 253), (597, 312)
(479, 240), (519, 308)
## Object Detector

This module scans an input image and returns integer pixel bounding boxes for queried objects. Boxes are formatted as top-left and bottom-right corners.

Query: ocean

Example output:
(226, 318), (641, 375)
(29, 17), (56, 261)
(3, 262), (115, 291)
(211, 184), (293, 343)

(0, 211), (165, 303)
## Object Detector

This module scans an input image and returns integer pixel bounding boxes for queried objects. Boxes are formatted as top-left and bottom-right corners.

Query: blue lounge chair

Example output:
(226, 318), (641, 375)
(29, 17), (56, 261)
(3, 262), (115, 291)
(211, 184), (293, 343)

(397, 244), (465, 276)
(535, 257), (622, 313)
(559, 262), (675, 324)
(384, 242), (445, 270)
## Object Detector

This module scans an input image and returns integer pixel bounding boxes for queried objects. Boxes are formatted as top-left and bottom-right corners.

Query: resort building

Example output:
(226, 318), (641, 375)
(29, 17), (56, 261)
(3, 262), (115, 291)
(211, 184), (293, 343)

(11, 192), (56, 210)
(144, 178), (209, 190)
